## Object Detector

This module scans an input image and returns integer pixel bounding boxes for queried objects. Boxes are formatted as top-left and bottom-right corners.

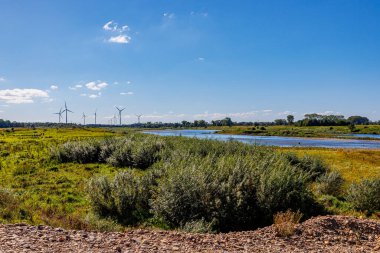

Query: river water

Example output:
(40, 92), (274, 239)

(144, 129), (380, 149)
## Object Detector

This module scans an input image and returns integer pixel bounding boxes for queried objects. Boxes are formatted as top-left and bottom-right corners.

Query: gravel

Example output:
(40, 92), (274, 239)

(0, 215), (379, 252)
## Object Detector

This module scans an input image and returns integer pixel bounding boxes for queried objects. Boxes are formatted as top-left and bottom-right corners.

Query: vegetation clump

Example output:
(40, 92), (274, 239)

(80, 136), (324, 231)
(52, 136), (164, 170)
(347, 178), (380, 215)
(316, 171), (344, 196)
(273, 210), (303, 237)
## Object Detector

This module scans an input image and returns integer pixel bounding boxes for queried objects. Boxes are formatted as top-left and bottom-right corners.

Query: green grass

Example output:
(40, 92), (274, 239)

(277, 147), (380, 184)
(0, 127), (379, 231)
(213, 125), (380, 139)
(0, 127), (123, 228)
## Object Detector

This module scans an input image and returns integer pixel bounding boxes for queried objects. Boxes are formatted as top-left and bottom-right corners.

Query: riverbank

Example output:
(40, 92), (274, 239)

(208, 125), (380, 140)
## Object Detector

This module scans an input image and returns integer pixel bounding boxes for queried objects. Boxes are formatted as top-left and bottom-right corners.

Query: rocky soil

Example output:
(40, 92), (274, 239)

(0, 215), (379, 253)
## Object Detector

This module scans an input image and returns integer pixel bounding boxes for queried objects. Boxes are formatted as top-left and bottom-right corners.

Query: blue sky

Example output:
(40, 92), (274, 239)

(0, 0), (380, 123)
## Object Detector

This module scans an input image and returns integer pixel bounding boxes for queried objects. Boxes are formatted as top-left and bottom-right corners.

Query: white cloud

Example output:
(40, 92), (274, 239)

(103, 21), (131, 44)
(120, 92), (134, 95)
(89, 92), (101, 99)
(127, 81), (132, 85)
(314, 111), (341, 116)
(163, 13), (175, 19)
(80, 93), (87, 97)
(0, 88), (49, 104)
(103, 21), (115, 31)
(197, 57), (205, 61)
(0, 77), (5, 82)
(108, 35), (131, 44)
(85, 81), (108, 91)
(69, 84), (83, 90)
(50, 85), (58, 90)
(103, 21), (129, 32)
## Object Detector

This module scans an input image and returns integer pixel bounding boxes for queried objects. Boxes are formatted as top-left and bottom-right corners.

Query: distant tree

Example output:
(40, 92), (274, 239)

(348, 116), (369, 125)
(181, 121), (191, 127)
(287, 115), (294, 125)
(274, 119), (287, 125)
(197, 120), (207, 128)
(221, 117), (233, 127)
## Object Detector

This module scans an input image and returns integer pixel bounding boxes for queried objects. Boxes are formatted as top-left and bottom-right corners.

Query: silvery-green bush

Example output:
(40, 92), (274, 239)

(347, 178), (380, 214)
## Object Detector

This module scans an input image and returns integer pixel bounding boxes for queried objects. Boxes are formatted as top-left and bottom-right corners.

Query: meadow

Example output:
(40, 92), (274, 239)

(0, 127), (379, 232)
(214, 125), (380, 138)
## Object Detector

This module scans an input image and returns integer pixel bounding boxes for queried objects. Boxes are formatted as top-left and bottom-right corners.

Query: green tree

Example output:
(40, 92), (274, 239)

(287, 115), (294, 125)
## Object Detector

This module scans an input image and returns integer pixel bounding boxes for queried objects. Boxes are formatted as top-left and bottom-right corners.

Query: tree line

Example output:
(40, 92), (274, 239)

(0, 114), (378, 129)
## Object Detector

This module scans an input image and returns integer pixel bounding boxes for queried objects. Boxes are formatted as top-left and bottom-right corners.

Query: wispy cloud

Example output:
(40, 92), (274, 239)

(85, 81), (108, 91)
(120, 92), (134, 95)
(69, 84), (83, 90)
(50, 85), (58, 90)
(103, 20), (131, 44)
(316, 110), (342, 116)
(163, 12), (175, 19)
(197, 57), (205, 61)
(190, 11), (208, 17)
(108, 35), (131, 44)
(103, 21), (129, 32)
(0, 77), (5, 82)
(89, 92), (101, 99)
(0, 88), (49, 104)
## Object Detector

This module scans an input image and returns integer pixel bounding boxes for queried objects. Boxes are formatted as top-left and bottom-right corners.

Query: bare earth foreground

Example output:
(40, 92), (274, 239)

(0, 216), (379, 253)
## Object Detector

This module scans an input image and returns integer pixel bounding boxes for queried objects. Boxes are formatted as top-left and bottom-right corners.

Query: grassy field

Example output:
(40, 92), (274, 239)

(213, 125), (380, 138)
(0, 127), (124, 228)
(0, 127), (379, 231)
(278, 147), (380, 184)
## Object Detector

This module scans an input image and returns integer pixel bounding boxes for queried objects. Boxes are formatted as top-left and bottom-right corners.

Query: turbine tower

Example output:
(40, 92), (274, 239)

(53, 108), (63, 123)
(115, 106), (126, 125)
(94, 109), (97, 125)
(82, 113), (86, 125)
(62, 102), (73, 124)
(113, 114), (118, 125)
(136, 114), (142, 124)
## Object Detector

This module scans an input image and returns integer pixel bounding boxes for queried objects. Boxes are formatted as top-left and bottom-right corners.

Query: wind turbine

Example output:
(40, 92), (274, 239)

(62, 102), (73, 124)
(82, 113), (87, 125)
(94, 109), (97, 125)
(53, 108), (63, 123)
(115, 106), (126, 125)
(135, 114), (142, 124)
(113, 114), (118, 125)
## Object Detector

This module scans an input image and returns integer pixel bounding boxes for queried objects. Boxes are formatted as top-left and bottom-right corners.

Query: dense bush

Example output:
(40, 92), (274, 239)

(316, 171), (344, 196)
(87, 170), (152, 224)
(52, 136), (164, 169)
(52, 139), (101, 163)
(151, 152), (320, 231)
(57, 134), (328, 231)
(347, 178), (380, 214)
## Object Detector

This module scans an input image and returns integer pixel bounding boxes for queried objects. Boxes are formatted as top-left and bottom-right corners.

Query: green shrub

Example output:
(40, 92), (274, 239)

(52, 139), (101, 163)
(106, 145), (133, 167)
(151, 152), (319, 231)
(256, 161), (316, 221)
(87, 171), (152, 224)
(347, 178), (380, 214)
(316, 171), (343, 196)
(181, 219), (216, 233)
(53, 136), (164, 169)
(284, 153), (328, 180)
